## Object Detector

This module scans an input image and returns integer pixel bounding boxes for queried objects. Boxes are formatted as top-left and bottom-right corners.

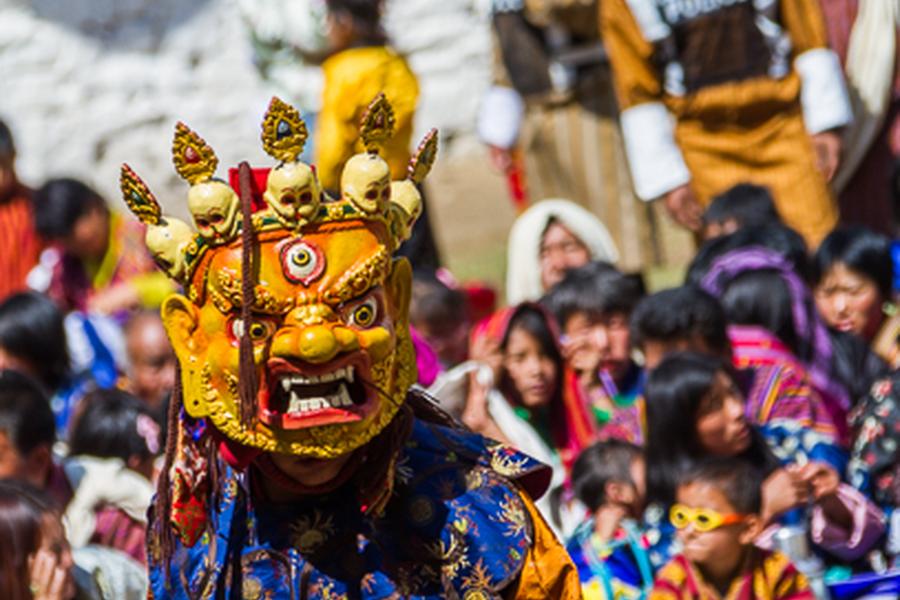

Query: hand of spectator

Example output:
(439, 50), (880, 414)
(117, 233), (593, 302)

(761, 466), (809, 523)
(87, 282), (140, 315)
(469, 333), (503, 385)
(487, 145), (515, 174)
(662, 184), (703, 231)
(810, 131), (842, 182)
(593, 504), (628, 544)
(28, 549), (69, 600)
(798, 462), (840, 501)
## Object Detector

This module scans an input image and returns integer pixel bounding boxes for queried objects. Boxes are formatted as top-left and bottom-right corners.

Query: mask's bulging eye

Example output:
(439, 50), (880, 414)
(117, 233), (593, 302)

(231, 318), (275, 342)
(348, 297), (379, 328)
(280, 240), (325, 285)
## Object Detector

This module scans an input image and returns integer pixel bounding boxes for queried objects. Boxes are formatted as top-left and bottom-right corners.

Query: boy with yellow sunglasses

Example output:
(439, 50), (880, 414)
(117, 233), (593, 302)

(651, 458), (814, 600)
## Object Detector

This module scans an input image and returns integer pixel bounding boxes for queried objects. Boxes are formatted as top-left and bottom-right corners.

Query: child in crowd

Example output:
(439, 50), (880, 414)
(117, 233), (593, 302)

(542, 261), (644, 429)
(566, 440), (669, 600)
(464, 303), (592, 535)
(409, 274), (470, 369)
(645, 354), (884, 565)
(0, 291), (99, 437)
(813, 226), (900, 371)
(650, 458), (813, 600)
(0, 119), (42, 301)
(701, 183), (781, 241)
(123, 310), (175, 417)
(506, 200), (619, 304)
(64, 389), (159, 564)
(31, 178), (173, 315)
(0, 370), (70, 508)
(628, 286), (839, 448)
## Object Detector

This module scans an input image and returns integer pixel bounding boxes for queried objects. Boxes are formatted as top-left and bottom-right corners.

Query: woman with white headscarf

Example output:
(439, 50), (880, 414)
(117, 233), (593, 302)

(506, 199), (619, 305)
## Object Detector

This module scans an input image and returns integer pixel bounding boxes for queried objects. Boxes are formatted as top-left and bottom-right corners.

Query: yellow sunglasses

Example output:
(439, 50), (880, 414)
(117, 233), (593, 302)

(669, 504), (747, 532)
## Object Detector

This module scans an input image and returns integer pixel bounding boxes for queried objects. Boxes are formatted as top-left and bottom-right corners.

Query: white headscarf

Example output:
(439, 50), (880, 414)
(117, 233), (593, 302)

(505, 199), (619, 305)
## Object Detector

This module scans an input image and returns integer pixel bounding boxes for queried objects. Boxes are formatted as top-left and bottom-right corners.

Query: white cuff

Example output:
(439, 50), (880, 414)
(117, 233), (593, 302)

(477, 86), (525, 149)
(620, 102), (691, 200)
(795, 48), (853, 134)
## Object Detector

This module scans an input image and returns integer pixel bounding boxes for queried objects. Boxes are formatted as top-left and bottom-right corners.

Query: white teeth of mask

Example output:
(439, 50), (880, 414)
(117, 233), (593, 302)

(284, 382), (357, 415)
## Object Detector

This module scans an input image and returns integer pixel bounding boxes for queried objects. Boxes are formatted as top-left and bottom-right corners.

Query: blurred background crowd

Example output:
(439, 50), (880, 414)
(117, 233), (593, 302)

(1, 0), (900, 598)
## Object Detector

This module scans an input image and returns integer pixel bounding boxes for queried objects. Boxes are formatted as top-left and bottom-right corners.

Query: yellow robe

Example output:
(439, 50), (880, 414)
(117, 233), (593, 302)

(315, 46), (419, 192)
(601, 0), (850, 247)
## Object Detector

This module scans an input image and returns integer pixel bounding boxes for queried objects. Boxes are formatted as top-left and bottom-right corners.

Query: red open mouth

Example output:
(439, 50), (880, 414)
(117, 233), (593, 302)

(258, 356), (376, 429)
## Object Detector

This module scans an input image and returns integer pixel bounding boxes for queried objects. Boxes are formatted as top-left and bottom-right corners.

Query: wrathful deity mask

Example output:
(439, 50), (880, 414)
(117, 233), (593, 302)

(121, 95), (438, 458)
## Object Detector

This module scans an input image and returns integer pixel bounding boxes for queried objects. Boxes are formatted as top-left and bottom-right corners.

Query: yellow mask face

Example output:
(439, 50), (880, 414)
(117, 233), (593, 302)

(162, 218), (416, 458)
(122, 95), (438, 460)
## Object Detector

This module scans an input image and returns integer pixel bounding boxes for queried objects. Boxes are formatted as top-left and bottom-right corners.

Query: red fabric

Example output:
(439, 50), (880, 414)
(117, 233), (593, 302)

(0, 185), (42, 301)
(228, 167), (270, 212)
(819, 0), (900, 233)
(91, 506), (147, 565)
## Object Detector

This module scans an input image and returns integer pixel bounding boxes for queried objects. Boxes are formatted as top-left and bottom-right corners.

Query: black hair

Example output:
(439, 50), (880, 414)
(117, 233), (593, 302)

(500, 305), (564, 407)
(813, 226), (893, 300)
(572, 439), (642, 512)
(410, 274), (468, 329)
(326, 0), (387, 45)
(678, 456), (764, 514)
(687, 223), (810, 284)
(0, 292), (70, 391)
(718, 270), (802, 359)
(644, 353), (779, 507)
(0, 119), (14, 160)
(542, 261), (643, 329)
(68, 388), (159, 462)
(31, 178), (106, 240)
(630, 286), (729, 355)
(0, 370), (55, 455)
(703, 184), (780, 229)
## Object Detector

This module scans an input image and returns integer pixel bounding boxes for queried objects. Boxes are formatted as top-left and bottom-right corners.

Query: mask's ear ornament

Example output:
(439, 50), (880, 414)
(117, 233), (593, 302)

(261, 97), (322, 229)
(173, 123), (241, 245)
(341, 94), (395, 216)
(389, 128), (438, 243)
(120, 164), (195, 283)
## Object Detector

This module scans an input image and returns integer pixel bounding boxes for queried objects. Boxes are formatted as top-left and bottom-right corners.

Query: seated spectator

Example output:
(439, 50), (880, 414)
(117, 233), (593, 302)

(651, 458), (812, 600)
(31, 178), (173, 315)
(645, 354), (883, 565)
(0, 480), (146, 599)
(506, 199), (619, 304)
(848, 373), (900, 566)
(123, 310), (175, 417)
(64, 389), (159, 565)
(543, 262), (644, 431)
(813, 226), (900, 372)
(410, 274), (470, 369)
(0, 291), (96, 437)
(629, 286), (839, 447)
(0, 119), (42, 301)
(0, 370), (70, 508)
(696, 245), (850, 441)
(701, 183), (781, 241)
(463, 303), (592, 534)
(566, 440), (667, 600)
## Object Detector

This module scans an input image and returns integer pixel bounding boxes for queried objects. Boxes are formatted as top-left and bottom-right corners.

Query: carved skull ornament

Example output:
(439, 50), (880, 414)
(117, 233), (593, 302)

(187, 180), (240, 244)
(263, 162), (322, 227)
(145, 216), (195, 281)
(340, 153), (391, 215)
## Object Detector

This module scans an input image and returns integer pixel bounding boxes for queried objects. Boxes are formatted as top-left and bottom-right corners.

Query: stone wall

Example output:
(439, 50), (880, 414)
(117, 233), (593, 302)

(0, 0), (493, 218)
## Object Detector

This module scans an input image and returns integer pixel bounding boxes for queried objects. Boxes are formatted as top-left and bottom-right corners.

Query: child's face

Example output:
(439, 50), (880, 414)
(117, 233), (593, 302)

(561, 310), (631, 380)
(695, 372), (751, 457)
(674, 481), (755, 577)
(503, 326), (558, 408)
